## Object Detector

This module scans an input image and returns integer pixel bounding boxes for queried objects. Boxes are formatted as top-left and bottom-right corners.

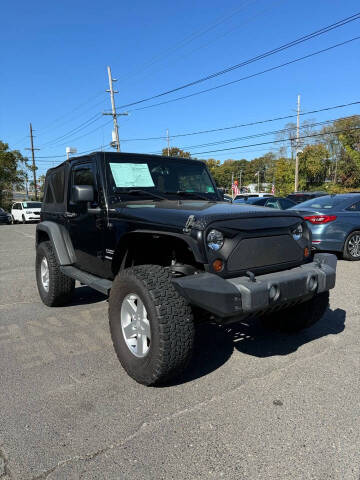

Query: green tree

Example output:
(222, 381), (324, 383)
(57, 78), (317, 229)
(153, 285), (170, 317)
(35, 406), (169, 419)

(274, 157), (294, 196)
(0, 141), (28, 210)
(161, 147), (191, 158)
(298, 144), (330, 189)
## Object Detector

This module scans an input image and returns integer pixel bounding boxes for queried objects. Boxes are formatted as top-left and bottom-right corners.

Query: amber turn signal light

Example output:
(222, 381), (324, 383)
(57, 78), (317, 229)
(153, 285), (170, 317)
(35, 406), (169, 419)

(304, 247), (310, 257)
(212, 259), (223, 272)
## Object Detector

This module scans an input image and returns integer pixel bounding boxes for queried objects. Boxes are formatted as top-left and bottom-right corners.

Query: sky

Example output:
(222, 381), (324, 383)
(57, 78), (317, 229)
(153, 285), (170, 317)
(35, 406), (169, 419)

(1, 0), (360, 176)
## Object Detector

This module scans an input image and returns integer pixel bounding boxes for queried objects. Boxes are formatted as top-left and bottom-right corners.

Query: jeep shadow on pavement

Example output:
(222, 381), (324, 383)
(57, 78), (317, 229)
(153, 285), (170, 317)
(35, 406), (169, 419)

(35, 152), (338, 386)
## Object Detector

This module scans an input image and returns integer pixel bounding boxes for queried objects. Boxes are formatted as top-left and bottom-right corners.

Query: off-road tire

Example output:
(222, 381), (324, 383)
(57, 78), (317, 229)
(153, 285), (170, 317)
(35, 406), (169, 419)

(343, 230), (360, 261)
(36, 241), (75, 306)
(263, 291), (329, 333)
(109, 265), (195, 386)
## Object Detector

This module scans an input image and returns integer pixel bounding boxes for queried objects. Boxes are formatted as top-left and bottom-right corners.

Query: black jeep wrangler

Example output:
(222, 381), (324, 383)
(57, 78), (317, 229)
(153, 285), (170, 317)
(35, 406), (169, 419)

(36, 152), (337, 385)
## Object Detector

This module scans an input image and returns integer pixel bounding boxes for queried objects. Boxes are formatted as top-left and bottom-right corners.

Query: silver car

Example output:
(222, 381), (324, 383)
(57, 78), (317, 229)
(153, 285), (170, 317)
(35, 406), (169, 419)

(289, 193), (360, 260)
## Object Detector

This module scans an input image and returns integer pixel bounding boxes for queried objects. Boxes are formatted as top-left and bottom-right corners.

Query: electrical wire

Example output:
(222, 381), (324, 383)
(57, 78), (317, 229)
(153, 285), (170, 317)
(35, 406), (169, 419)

(40, 113), (103, 147)
(119, 100), (360, 142)
(118, 12), (360, 109)
(192, 126), (360, 156)
(128, 36), (360, 112)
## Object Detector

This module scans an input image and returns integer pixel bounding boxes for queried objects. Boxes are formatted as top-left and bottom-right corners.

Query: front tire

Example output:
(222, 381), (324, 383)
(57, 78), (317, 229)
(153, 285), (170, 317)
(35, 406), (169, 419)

(343, 231), (360, 261)
(109, 265), (195, 386)
(36, 241), (75, 306)
(22, 215), (26, 224)
(263, 291), (329, 333)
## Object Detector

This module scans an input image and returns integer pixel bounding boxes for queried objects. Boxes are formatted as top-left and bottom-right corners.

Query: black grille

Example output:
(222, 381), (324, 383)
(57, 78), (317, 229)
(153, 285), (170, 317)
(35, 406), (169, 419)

(227, 235), (302, 272)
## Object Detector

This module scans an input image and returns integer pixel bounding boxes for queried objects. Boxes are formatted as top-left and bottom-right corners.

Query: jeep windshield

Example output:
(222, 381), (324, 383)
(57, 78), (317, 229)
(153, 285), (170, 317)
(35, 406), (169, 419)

(106, 156), (220, 202)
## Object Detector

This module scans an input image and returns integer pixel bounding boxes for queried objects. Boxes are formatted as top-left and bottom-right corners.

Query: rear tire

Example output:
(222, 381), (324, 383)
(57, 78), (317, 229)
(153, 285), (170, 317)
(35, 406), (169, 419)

(343, 231), (360, 261)
(263, 291), (329, 333)
(36, 241), (75, 306)
(109, 265), (195, 386)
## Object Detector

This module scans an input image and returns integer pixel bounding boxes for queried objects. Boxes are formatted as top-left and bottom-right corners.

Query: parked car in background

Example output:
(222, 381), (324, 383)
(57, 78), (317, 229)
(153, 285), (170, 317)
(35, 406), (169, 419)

(289, 193), (360, 260)
(223, 194), (233, 203)
(235, 196), (296, 209)
(287, 191), (327, 204)
(11, 201), (42, 223)
(234, 192), (274, 203)
(0, 208), (12, 225)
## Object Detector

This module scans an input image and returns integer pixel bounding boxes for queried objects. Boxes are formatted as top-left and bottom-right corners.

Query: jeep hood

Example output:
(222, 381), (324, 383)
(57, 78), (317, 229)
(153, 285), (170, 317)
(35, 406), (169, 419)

(112, 200), (303, 232)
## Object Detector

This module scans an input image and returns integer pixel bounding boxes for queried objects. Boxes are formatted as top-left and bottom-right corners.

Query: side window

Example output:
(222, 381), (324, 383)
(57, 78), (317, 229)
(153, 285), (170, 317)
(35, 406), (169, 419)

(19, 203), (23, 210)
(347, 201), (360, 212)
(44, 182), (55, 204)
(52, 169), (65, 203)
(73, 164), (95, 187)
(279, 199), (293, 209)
(266, 199), (279, 209)
(70, 163), (97, 209)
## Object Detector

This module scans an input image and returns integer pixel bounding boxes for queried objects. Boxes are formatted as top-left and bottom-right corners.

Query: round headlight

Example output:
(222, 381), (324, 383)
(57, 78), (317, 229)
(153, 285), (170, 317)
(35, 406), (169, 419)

(292, 223), (303, 241)
(207, 229), (224, 251)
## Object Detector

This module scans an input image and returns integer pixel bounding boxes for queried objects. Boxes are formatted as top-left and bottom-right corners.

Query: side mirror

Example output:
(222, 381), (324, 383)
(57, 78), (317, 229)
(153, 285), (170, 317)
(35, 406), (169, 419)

(71, 185), (94, 203)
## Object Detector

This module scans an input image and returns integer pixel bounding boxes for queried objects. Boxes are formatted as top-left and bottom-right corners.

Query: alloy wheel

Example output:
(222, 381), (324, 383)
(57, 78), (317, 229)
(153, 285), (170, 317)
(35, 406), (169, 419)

(348, 234), (360, 258)
(121, 293), (151, 358)
(40, 257), (50, 292)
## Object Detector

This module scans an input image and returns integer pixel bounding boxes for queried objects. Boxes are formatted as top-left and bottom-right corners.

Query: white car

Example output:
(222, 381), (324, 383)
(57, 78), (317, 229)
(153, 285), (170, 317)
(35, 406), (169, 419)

(11, 201), (42, 223)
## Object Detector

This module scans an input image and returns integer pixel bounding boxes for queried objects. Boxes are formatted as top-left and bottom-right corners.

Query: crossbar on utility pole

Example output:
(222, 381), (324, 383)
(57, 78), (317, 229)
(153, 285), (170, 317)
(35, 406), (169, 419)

(294, 94), (301, 192)
(25, 123), (40, 200)
(103, 66), (128, 152)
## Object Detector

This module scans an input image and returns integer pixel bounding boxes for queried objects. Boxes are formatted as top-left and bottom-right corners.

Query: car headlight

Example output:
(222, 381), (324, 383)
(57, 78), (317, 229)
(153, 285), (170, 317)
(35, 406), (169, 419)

(26, 210), (32, 214)
(291, 223), (303, 241)
(207, 229), (224, 251)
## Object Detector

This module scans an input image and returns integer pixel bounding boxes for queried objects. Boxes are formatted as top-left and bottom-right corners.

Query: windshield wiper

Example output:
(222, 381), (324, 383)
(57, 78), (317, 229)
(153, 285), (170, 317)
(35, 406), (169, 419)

(125, 189), (167, 201)
(171, 190), (213, 201)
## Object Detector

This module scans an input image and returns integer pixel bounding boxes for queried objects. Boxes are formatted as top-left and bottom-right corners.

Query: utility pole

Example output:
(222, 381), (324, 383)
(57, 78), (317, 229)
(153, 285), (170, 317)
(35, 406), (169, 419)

(103, 66), (128, 152)
(294, 94), (301, 192)
(257, 171), (260, 193)
(25, 123), (40, 200)
(166, 129), (170, 156)
(239, 170), (243, 192)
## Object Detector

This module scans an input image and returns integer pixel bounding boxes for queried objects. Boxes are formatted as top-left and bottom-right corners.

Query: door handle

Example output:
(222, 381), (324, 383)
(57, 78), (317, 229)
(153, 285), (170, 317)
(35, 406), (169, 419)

(63, 212), (77, 218)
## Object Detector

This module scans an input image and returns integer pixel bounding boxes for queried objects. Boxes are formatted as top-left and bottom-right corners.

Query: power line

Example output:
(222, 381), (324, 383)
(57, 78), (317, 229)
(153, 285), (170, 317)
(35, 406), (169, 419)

(118, 12), (360, 109)
(147, 118), (340, 155)
(128, 35), (360, 112)
(115, 0), (256, 85)
(40, 113), (103, 147)
(119, 100), (360, 142)
(192, 126), (360, 156)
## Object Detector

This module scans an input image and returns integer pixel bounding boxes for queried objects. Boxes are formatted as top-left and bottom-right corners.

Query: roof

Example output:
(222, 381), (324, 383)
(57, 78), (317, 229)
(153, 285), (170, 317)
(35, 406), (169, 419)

(45, 151), (199, 175)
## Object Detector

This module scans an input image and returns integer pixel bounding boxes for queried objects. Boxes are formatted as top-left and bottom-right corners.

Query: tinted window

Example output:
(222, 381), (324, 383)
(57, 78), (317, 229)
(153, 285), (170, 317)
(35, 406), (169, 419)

(347, 201), (360, 212)
(73, 165), (95, 186)
(44, 183), (55, 204)
(287, 194), (310, 203)
(248, 197), (267, 205)
(279, 198), (295, 209)
(52, 169), (65, 203)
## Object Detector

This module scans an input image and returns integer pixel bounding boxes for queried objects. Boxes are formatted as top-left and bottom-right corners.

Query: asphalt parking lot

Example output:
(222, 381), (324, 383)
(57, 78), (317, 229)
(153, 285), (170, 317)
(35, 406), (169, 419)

(0, 224), (359, 480)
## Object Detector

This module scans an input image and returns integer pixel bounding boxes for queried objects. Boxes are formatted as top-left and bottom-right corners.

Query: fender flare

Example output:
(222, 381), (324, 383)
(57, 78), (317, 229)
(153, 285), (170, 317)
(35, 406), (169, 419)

(36, 221), (76, 265)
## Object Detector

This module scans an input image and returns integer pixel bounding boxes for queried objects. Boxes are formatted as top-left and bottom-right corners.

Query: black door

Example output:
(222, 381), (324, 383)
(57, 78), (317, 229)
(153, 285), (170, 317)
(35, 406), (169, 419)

(66, 161), (105, 276)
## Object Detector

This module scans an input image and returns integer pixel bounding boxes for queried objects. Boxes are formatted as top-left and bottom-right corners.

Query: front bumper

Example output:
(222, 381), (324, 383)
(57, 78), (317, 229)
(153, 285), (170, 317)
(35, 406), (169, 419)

(173, 253), (337, 318)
